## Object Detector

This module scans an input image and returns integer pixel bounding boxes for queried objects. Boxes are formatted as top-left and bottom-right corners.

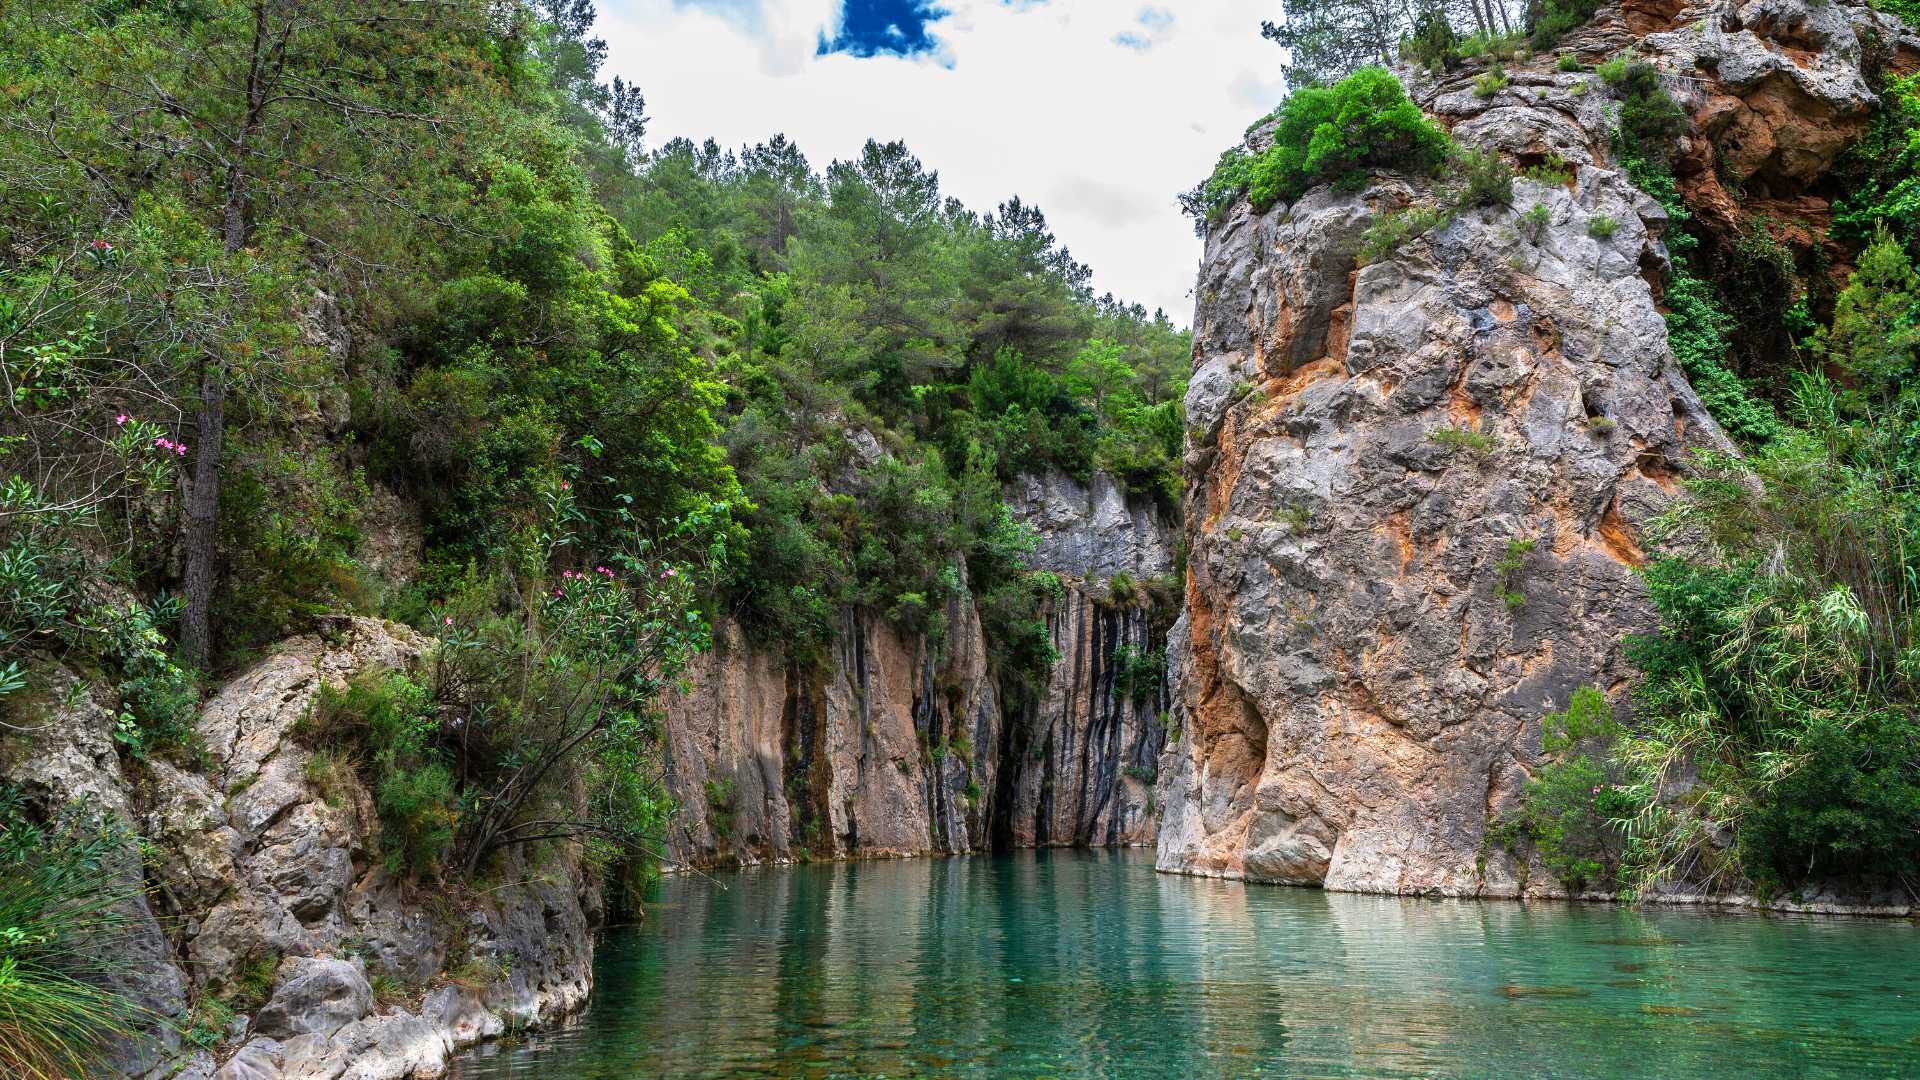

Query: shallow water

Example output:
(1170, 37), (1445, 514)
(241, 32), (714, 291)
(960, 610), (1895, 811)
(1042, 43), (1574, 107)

(452, 849), (1920, 1078)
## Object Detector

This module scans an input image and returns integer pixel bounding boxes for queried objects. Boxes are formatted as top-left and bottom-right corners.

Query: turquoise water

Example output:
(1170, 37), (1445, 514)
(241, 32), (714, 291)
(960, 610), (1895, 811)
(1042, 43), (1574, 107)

(453, 849), (1920, 1078)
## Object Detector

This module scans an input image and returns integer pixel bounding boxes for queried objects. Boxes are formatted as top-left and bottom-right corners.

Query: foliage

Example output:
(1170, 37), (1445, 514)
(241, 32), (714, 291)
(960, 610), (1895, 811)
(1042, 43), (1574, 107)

(633, 137), (1188, 671)
(0, 789), (150, 1078)
(1110, 644), (1166, 706)
(1870, 0), (1920, 31)
(1495, 537), (1536, 610)
(1831, 72), (1920, 257)
(1454, 146), (1516, 208)
(1610, 88), (1784, 447)
(1602, 54), (1687, 170)
(1587, 214), (1619, 240)
(1537, 233), (1920, 897)
(1182, 68), (1453, 224)
(1358, 206), (1457, 265)
(307, 671), (455, 878)
(1492, 689), (1641, 892)
(1431, 424), (1496, 455)
(1530, 0), (1605, 51)
(1473, 66), (1511, 99)
(1520, 203), (1553, 242)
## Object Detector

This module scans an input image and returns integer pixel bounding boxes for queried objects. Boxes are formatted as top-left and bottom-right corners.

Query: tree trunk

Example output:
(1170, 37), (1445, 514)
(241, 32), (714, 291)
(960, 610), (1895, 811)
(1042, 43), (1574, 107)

(178, 358), (226, 669)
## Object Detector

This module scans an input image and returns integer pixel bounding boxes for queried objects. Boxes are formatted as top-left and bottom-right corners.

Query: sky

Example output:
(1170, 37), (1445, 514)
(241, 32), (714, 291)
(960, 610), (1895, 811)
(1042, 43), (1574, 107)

(595, 0), (1288, 326)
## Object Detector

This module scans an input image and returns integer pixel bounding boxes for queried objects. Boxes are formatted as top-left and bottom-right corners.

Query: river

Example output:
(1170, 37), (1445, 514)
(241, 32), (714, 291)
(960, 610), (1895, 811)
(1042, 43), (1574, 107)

(452, 849), (1920, 1077)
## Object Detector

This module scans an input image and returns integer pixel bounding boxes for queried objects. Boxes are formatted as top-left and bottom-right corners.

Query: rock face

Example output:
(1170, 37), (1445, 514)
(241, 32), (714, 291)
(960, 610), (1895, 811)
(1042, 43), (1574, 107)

(663, 469), (1176, 866)
(1154, 9), (1818, 897)
(0, 619), (594, 1079)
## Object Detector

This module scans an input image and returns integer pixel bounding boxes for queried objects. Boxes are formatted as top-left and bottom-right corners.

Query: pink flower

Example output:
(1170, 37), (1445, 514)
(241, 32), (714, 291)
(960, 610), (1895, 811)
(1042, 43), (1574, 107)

(1591, 786), (1601, 794)
(175, 444), (187, 456)
(443, 616), (453, 626)
(115, 414), (129, 426)
(560, 481), (570, 491)
(90, 239), (112, 251)
(154, 437), (168, 449)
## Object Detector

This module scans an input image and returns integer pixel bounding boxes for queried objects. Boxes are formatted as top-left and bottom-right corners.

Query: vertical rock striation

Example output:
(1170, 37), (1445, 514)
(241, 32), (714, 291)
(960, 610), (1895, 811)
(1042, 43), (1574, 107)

(661, 469), (1177, 867)
(1155, 0), (1912, 898)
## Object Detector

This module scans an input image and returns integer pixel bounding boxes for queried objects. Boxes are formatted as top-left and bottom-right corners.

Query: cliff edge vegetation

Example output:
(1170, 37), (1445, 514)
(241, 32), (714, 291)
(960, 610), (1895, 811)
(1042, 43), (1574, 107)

(0, 0), (1188, 1074)
(1166, 0), (1920, 907)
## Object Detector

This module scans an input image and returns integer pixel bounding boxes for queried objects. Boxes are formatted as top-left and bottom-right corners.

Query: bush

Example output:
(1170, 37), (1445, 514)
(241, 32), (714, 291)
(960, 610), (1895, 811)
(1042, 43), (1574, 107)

(1493, 689), (1640, 892)
(305, 670), (457, 877)
(1472, 66), (1510, 99)
(1453, 146), (1514, 207)
(1587, 214), (1618, 239)
(1520, 203), (1552, 242)
(1830, 72), (1919, 257)
(1739, 709), (1920, 888)
(1556, 52), (1587, 72)
(0, 789), (150, 1078)
(1357, 204), (1455, 265)
(1182, 67), (1452, 221)
(1530, 0), (1605, 51)
(1110, 644), (1165, 705)
(1431, 424), (1495, 455)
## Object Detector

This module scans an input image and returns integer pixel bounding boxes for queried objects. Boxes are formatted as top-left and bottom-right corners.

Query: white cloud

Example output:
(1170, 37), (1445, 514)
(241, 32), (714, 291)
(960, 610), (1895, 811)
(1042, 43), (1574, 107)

(596, 0), (1286, 324)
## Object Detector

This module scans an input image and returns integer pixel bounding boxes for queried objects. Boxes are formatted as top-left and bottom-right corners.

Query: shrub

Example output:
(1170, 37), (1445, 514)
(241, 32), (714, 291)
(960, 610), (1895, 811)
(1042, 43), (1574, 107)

(1830, 73), (1919, 254)
(1182, 67), (1452, 222)
(1520, 203), (1552, 243)
(1871, 0), (1919, 28)
(1431, 424), (1495, 455)
(1587, 214), (1618, 239)
(1399, 8), (1460, 71)
(1492, 689), (1639, 892)
(1556, 52), (1587, 72)
(305, 670), (457, 877)
(1739, 709), (1920, 888)
(1453, 146), (1514, 207)
(1357, 204), (1455, 265)
(1595, 51), (1631, 87)
(1530, 0), (1605, 51)
(1495, 537), (1536, 610)
(0, 790), (150, 1078)
(1111, 644), (1165, 705)
(1521, 155), (1575, 186)
(1472, 66), (1510, 99)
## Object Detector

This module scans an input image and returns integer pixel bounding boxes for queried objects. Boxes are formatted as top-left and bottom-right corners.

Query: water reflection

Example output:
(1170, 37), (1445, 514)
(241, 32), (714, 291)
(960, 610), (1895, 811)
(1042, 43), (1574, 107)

(455, 850), (1920, 1078)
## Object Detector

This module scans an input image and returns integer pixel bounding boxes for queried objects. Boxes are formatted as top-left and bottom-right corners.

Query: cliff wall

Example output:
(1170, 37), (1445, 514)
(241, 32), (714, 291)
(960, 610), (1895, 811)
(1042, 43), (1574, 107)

(1155, 0), (1916, 899)
(1, 619), (591, 1079)
(661, 469), (1177, 867)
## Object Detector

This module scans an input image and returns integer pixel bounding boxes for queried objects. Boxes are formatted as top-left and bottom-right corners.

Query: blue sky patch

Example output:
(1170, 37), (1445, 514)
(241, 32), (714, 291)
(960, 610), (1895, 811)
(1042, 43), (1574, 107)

(817, 0), (949, 58)
(1113, 5), (1174, 51)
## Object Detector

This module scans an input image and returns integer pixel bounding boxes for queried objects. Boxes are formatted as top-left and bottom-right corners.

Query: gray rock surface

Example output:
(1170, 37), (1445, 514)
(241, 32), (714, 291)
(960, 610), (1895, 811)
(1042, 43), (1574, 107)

(1160, 0), (1913, 904)
(1006, 469), (1175, 582)
(662, 470), (1176, 867)
(1, 618), (595, 1078)
(1161, 29), (1745, 898)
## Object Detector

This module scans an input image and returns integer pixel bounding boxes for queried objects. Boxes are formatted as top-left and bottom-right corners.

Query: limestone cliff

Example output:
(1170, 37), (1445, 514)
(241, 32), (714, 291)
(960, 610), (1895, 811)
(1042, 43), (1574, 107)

(662, 469), (1177, 867)
(2, 619), (593, 1079)
(1156, 0), (1916, 898)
